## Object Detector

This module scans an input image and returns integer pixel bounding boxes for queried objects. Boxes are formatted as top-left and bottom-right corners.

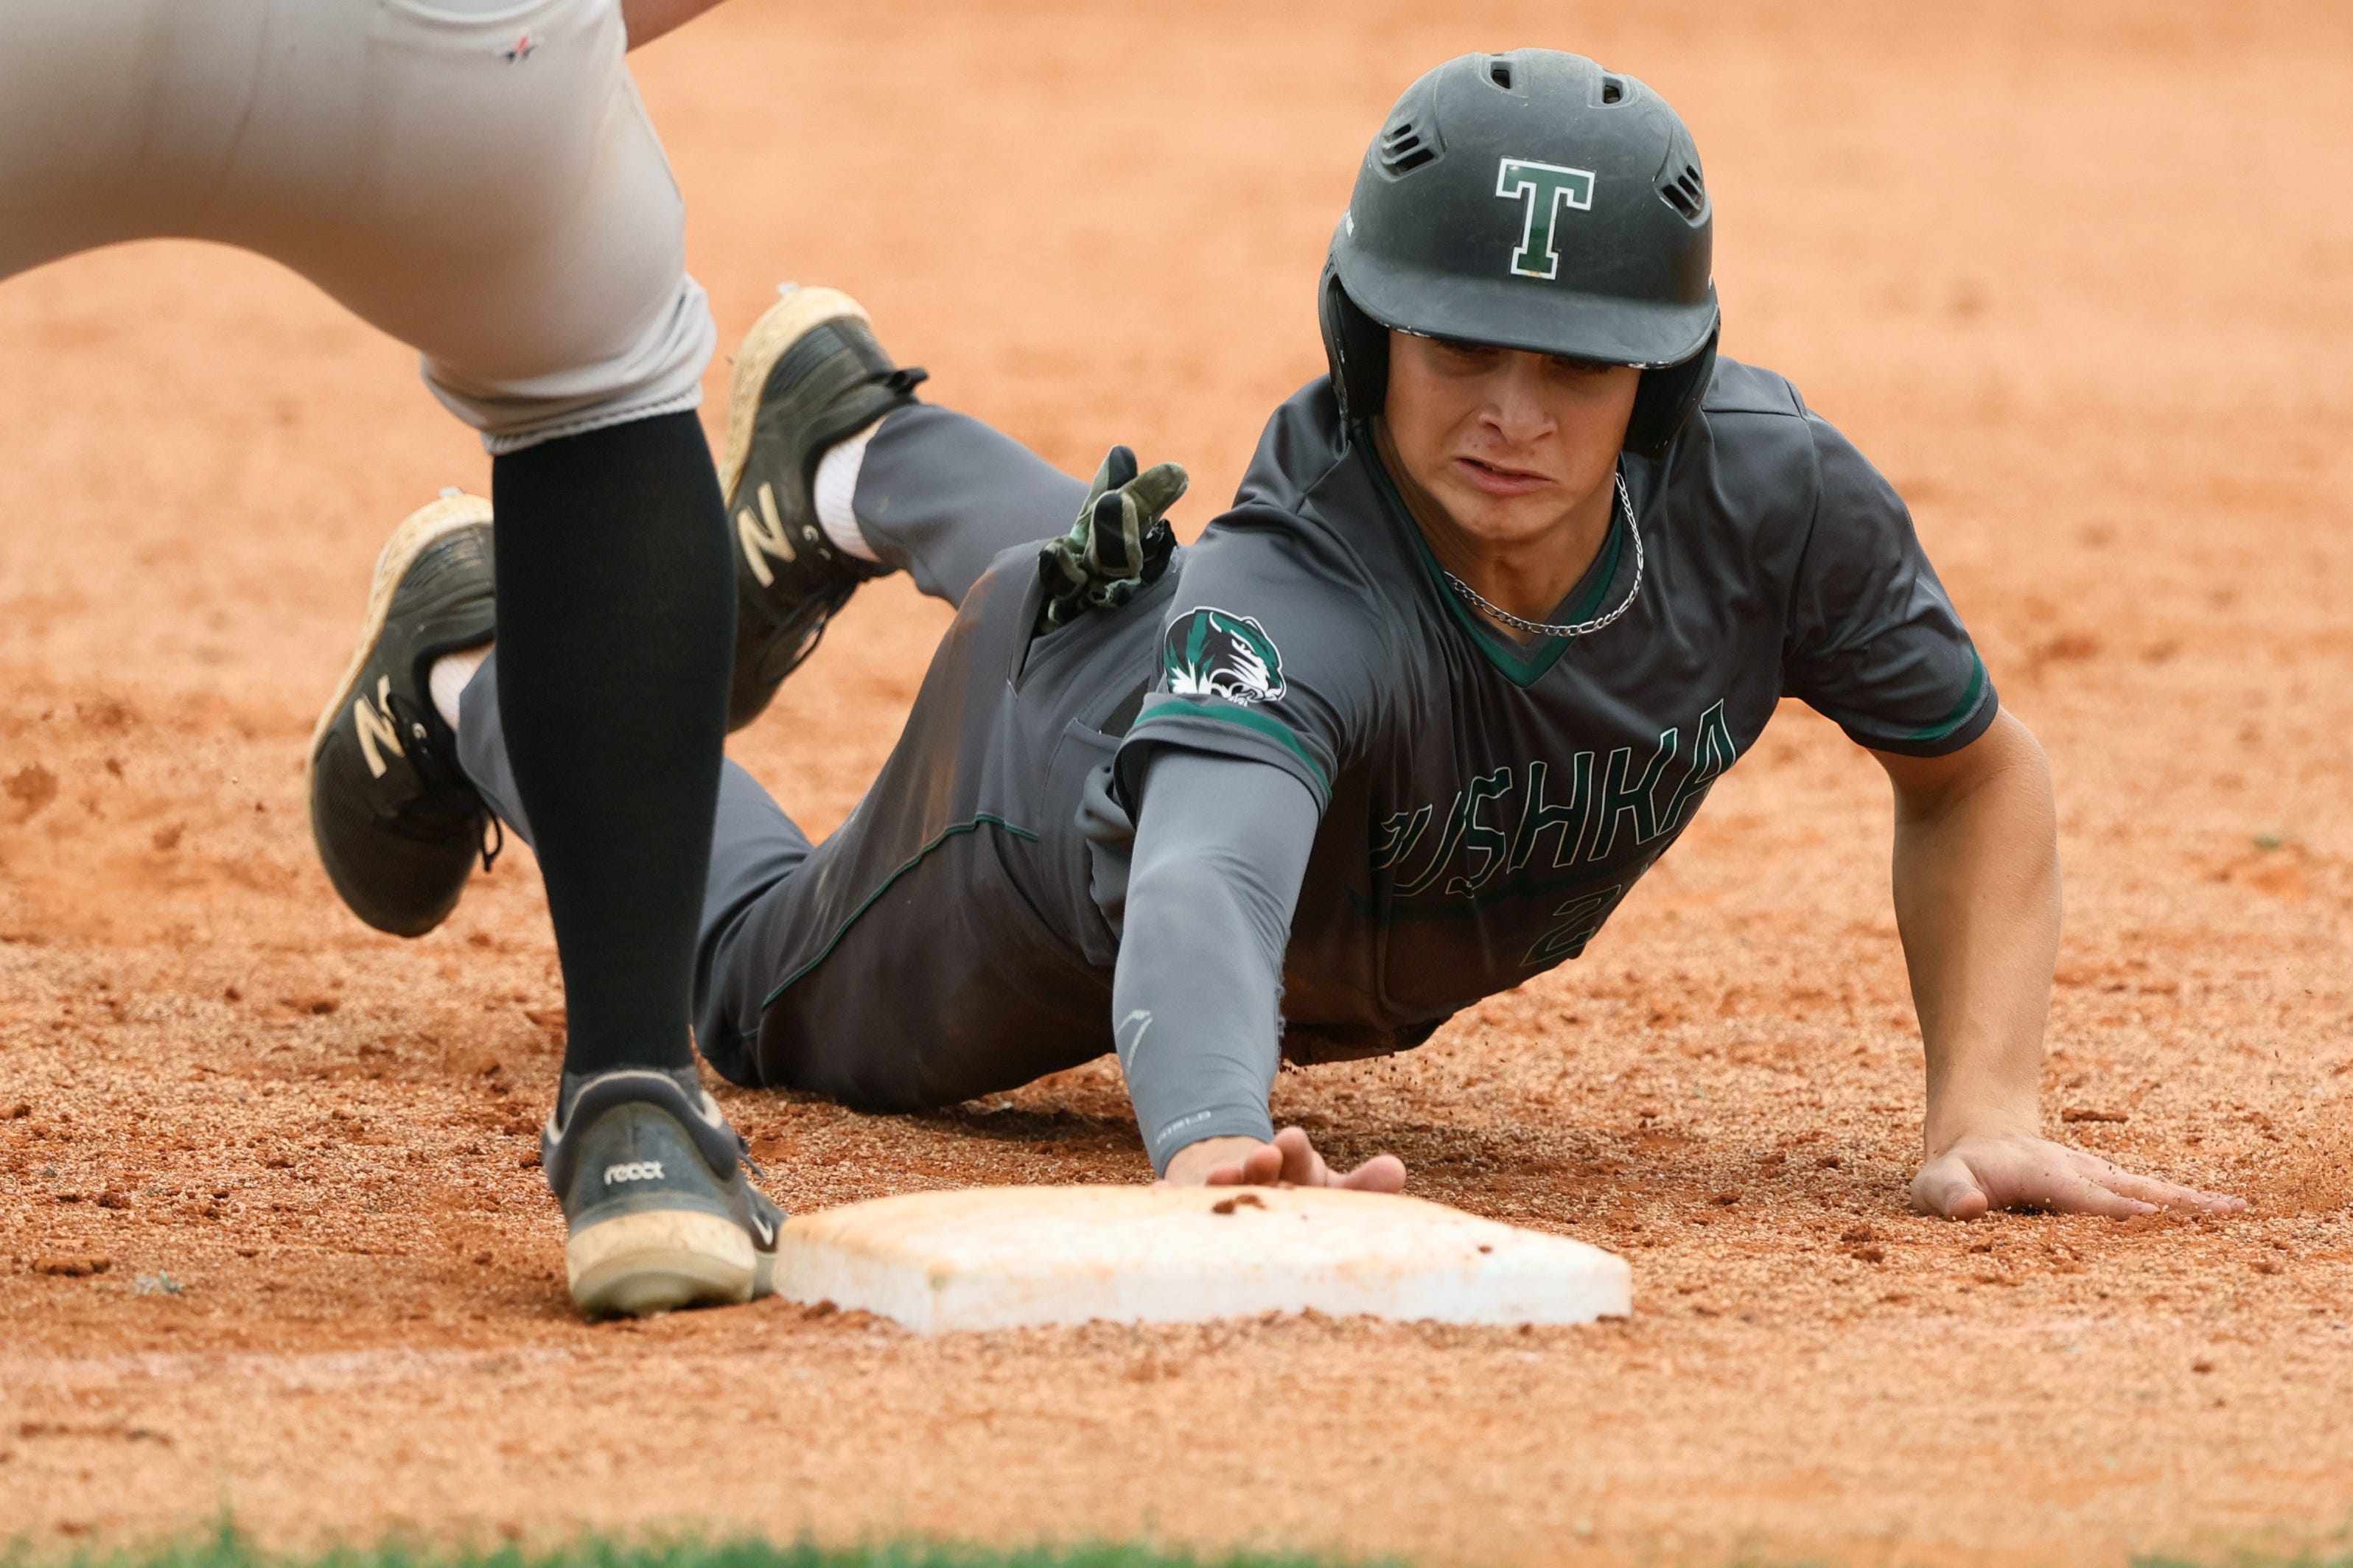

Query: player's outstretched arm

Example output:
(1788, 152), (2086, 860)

(1113, 749), (1409, 1189)
(1875, 710), (2242, 1219)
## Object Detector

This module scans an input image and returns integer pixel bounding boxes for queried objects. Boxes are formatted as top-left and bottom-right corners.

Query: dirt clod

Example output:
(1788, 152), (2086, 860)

(5, 764), (58, 819)
(31, 1255), (111, 1278)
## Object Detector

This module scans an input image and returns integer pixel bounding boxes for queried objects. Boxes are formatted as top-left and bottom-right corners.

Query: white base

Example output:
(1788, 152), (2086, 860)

(774, 1185), (1631, 1334)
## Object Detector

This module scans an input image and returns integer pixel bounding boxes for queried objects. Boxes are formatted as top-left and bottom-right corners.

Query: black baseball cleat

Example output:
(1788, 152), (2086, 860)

(718, 284), (927, 732)
(542, 1068), (784, 1318)
(307, 493), (498, 937)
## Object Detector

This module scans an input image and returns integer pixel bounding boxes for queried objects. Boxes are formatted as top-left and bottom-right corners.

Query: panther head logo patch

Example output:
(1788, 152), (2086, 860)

(1163, 606), (1286, 706)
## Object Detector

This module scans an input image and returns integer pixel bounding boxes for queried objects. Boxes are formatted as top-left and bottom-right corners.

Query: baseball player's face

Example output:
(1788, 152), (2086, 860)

(1380, 333), (1637, 550)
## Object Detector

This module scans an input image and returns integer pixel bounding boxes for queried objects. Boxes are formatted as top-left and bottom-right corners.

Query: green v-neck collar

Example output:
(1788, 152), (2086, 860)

(1362, 426), (1629, 689)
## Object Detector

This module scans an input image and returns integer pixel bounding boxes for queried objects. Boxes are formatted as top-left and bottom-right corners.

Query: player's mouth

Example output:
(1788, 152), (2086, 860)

(1451, 455), (1553, 497)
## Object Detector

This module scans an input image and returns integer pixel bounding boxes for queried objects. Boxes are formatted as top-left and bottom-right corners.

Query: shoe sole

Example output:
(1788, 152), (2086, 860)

(567, 1207), (769, 1318)
(716, 284), (871, 506)
(304, 492), (495, 782)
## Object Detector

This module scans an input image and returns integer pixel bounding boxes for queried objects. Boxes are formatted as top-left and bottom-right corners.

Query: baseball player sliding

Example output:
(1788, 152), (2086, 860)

(327, 48), (2237, 1273)
(1, 0), (785, 1317)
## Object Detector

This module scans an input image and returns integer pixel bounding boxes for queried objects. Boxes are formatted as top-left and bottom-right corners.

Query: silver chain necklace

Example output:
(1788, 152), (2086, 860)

(1441, 470), (1643, 640)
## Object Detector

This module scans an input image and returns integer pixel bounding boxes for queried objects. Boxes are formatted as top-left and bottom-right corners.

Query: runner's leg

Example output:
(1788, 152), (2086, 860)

(452, 648), (1099, 1099)
(829, 404), (1091, 607)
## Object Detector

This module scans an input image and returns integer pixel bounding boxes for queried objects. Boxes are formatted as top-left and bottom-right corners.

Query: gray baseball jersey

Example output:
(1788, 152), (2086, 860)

(1108, 359), (1993, 1068)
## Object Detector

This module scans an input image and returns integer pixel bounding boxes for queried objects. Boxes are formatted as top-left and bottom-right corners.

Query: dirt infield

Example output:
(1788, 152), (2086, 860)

(4, 1), (2351, 1563)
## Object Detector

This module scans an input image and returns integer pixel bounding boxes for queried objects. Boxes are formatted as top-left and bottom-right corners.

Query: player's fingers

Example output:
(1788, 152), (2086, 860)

(1074, 448), (1116, 519)
(1091, 444), (1138, 496)
(1338, 1153), (1407, 1194)
(1237, 1143), (1287, 1186)
(2071, 1158), (2245, 1214)
(1088, 490), (1138, 573)
(1270, 1126), (1329, 1186)
(1909, 1155), (1991, 1220)
(2060, 1148), (2214, 1204)
(2037, 1170), (2158, 1219)
(1125, 461), (1190, 522)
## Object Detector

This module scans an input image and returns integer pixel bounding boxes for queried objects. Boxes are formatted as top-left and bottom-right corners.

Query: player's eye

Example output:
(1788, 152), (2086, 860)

(1430, 336), (1500, 368)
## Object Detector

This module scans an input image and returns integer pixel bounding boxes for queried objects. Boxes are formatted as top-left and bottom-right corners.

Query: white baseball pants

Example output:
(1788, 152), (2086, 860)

(0, 0), (714, 451)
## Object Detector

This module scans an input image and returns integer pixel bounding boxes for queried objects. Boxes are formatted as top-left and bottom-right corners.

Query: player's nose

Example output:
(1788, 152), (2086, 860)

(1479, 353), (1560, 447)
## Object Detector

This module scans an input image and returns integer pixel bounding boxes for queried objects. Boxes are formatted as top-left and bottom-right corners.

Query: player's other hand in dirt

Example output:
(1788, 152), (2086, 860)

(1159, 1127), (1407, 1192)
(1875, 711), (2241, 1225)
(1911, 1131), (2243, 1220)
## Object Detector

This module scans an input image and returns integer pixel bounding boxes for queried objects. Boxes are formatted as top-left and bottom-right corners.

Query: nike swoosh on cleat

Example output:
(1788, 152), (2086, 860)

(749, 1211), (777, 1246)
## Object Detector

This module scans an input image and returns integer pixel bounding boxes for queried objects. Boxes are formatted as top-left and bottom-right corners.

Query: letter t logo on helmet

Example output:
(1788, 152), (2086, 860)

(1495, 158), (1596, 280)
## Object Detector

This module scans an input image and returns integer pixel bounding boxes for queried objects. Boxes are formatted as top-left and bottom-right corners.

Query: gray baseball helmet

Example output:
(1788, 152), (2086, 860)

(1319, 49), (1719, 457)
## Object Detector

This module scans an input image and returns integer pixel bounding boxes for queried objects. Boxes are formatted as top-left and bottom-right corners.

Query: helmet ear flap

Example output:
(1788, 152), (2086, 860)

(1319, 262), (1391, 427)
(1625, 322), (1719, 458)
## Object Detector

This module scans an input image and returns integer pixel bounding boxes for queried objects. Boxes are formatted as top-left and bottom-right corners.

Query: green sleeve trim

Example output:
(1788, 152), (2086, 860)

(1899, 651), (1990, 744)
(1130, 698), (1332, 799)
(759, 812), (1035, 1010)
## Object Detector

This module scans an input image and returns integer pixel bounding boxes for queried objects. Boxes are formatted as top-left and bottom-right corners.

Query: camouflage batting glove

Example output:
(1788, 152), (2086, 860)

(1036, 444), (1189, 633)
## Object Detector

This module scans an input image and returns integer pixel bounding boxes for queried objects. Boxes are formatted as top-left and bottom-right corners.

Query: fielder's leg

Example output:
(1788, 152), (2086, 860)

(487, 409), (730, 1091)
(1, 0), (768, 1317)
(242, 0), (761, 1315)
(316, 493), (777, 1318)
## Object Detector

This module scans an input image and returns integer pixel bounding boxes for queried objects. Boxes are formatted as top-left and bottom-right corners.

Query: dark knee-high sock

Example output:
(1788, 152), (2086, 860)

(491, 411), (731, 1082)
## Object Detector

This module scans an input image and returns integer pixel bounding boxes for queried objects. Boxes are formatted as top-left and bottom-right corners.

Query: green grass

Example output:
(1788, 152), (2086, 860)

(15, 1525), (2353, 1568)
(2135, 1556), (2353, 1568)
(10, 1527), (1377, 1568)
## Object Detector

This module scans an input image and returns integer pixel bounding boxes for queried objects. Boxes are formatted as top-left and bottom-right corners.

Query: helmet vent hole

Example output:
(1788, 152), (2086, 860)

(1658, 164), (1707, 223)
(1601, 74), (1625, 105)
(1488, 60), (1514, 90)
(1377, 122), (1436, 176)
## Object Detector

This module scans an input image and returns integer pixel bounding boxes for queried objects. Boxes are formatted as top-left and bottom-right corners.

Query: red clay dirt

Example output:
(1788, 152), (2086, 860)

(4, 3), (2352, 1564)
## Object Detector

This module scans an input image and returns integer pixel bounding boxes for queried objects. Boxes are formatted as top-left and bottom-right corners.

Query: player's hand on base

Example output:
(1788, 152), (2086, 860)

(1910, 1132), (2243, 1219)
(1159, 1126), (1406, 1193)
